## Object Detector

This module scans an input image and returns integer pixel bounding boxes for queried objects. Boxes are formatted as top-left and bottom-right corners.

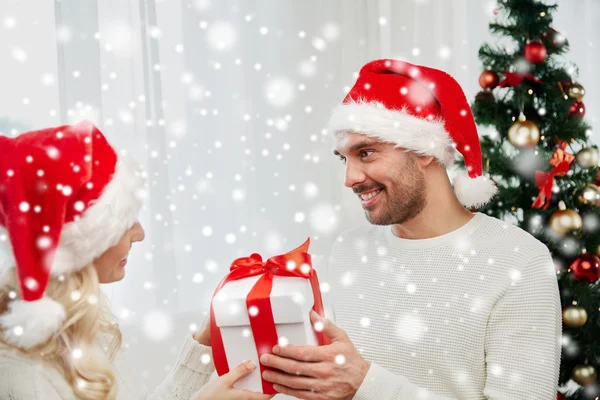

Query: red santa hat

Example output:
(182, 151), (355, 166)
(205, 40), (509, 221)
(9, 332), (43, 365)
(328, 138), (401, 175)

(0, 120), (144, 349)
(328, 59), (497, 209)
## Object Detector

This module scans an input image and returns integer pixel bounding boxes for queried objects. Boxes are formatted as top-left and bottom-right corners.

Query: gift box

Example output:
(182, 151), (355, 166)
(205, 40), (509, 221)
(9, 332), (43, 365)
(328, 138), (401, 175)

(210, 238), (329, 394)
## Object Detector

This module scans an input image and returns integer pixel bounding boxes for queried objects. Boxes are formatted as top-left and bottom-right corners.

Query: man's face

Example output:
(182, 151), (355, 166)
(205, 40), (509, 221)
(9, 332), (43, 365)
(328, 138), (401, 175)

(334, 132), (427, 225)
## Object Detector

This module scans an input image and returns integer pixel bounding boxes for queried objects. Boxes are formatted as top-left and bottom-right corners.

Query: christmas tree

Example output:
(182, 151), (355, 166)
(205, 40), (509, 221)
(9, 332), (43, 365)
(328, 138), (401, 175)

(470, 1), (600, 399)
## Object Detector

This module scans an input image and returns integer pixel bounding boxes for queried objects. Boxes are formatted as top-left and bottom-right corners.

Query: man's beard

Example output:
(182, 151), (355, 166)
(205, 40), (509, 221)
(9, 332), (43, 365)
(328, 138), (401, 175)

(363, 160), (427, 226)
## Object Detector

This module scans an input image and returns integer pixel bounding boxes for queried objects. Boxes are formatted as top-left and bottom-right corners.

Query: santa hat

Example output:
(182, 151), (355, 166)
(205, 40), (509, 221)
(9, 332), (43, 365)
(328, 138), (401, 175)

(328, 59), (497, 209)
(0, 120), (144, 349)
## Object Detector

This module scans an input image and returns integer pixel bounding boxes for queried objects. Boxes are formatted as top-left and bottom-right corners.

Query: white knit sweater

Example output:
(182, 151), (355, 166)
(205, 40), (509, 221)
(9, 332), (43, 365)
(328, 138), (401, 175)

(328, 212), (562, 399)
(0, 333), (214, 399)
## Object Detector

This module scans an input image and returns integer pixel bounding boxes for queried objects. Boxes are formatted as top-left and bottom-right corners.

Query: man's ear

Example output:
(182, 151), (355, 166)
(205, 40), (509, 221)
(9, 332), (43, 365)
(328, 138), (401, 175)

(416, 154), (436, 168)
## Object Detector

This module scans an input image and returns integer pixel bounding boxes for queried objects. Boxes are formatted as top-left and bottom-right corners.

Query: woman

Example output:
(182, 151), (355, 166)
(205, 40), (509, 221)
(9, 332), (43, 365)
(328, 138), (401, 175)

(0, 121), (273, 400)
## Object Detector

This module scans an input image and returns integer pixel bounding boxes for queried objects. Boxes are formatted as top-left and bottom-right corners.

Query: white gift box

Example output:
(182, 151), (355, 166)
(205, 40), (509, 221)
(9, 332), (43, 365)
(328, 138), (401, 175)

(212, 274), (319, 393)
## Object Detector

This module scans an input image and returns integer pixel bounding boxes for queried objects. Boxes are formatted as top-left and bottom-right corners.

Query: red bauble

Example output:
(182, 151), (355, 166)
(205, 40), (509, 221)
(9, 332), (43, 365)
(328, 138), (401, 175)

(525, 40), (547, 64)
(570, 253), (600, 283)
(479, 70), (499, 89)
(569, 100), (586, 119)
(556, 392), (566, 400)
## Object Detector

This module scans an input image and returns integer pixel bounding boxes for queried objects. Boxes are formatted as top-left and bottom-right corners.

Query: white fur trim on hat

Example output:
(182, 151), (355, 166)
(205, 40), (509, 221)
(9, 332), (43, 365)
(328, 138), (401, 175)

(453, 171), (498, 209)
(0, 296), (66, 349)
(328, 101), (456, 167)
(51, 157), (145, 275)
(0, 233), (15, 275)
(0, 158), (144, 276)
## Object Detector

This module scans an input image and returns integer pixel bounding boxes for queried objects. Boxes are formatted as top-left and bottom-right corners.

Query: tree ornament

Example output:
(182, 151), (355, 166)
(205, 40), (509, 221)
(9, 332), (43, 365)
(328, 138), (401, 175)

(577, 184), (600, 206)
(479, 70), (499, 89)
(572, 365), (597, 386)
(567, 82), (586, 101)
(549, 201), (582, 236)
(562, 306), (588, 328)
(569, 100), (586, 119)
(569, 252), (600, 283)
(508, 113), (540, 148)
(525, 39), (547, 64)
(596, 243), (600, 258)
(575, 147), (599, 169)
(541, 28), (567, 50)
(532, 146), (575, 209)
(498, 71), (542, 88)
(475, 90), (495, 103)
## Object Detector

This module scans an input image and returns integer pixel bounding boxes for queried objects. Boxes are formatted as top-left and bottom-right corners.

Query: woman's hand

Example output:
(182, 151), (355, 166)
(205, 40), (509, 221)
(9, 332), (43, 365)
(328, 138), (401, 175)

(190, 360), (275, 400)
(193, 316), (211, 346)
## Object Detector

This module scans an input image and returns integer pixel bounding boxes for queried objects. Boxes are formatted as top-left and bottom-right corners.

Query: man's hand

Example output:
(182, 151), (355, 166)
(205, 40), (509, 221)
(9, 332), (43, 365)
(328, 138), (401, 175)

(260, 310), (370, 399)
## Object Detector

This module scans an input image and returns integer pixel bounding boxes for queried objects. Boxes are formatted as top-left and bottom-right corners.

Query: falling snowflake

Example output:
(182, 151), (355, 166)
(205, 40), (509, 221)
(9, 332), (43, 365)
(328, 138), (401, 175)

(312, 37), (327, 51)
(322, 22), (340, 41)
(206, 21), (237, 51)
(142, 310), (173, 341)
(265, 232), (283, 253)
(102, 21), (134, 58)
(396, 314), (426, 343)
(309, 204), (338, 234)
(265, 77), (295, 107)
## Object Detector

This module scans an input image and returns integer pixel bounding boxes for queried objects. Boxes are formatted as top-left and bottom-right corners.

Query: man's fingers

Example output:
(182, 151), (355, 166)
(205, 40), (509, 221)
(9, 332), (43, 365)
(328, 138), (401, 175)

(272, 343), (325, 362)
(273, 384), (322, 400)
(310, 310), (347, 342)
(262, 368), (318, 391)
(260, 353), (324, 378)
(221, 360), (257, 386)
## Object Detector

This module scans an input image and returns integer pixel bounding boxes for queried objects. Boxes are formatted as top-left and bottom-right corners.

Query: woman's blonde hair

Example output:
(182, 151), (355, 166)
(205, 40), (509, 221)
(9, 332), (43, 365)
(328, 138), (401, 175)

(0, 265), (123, 400)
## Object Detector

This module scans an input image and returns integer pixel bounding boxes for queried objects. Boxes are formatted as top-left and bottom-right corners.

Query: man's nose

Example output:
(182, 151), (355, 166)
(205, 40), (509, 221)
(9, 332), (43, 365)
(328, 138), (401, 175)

(344, 161), (366, 189)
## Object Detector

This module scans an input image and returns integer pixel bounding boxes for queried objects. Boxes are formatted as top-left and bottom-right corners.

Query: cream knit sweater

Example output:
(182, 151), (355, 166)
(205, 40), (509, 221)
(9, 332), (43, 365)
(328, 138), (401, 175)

(0, 333), (214, 399)
(328, 212), (562, 399)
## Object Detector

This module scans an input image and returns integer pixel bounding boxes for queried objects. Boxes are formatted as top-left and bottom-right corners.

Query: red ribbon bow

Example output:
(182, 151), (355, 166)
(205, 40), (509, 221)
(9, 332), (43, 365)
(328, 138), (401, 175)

(498, 71), (542, 88)
(532, 147), (575, 209)
(210, 238), (329, 394)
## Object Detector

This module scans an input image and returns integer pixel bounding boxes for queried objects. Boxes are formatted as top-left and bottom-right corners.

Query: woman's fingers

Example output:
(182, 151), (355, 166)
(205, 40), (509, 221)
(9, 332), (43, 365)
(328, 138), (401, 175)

(221, 360), (257, 386)
(232, 390), (276, 400)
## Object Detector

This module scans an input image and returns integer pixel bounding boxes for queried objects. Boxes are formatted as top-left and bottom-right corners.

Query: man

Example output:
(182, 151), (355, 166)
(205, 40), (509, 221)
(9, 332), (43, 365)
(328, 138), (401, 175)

(259, 59), (562, 399)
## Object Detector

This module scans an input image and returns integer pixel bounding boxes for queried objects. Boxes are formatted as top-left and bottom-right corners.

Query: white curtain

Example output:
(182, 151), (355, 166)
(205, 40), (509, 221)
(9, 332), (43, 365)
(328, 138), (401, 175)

(1, 0), (599, 395)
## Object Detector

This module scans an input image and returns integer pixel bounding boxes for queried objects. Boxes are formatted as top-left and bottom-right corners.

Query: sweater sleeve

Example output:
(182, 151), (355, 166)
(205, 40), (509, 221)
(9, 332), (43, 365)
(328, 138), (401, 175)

(143, 333), (215, 400)
(0, 364), (65, 400)
(353, 247), (562, 400)
(481, 247), (561, 399)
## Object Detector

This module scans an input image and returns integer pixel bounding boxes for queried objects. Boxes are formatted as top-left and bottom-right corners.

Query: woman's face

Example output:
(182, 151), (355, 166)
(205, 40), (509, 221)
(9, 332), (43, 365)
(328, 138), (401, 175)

(94, 222), (145, 284)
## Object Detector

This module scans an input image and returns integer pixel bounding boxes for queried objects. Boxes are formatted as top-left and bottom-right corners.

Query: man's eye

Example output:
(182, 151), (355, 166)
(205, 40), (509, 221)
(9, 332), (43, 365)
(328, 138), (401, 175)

(360, 150), (374, 158)
(339, 156), (347, 164)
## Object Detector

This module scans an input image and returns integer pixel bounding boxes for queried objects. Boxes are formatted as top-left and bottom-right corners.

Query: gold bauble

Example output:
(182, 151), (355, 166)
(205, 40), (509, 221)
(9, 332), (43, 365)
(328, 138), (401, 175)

(549, 203), (583, 236)
(577, 184), (600, 206)
(568, 82), (586, 101)
(572, 365), (597, 386)
(562, 306), (588, 328)
(575, 147), (599, 169)
(508, 115), (540, 148)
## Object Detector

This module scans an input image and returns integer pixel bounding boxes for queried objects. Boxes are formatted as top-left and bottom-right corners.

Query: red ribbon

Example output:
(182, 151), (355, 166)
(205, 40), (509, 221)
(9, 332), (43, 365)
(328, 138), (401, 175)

(210, 238), (329, 394)
(498, 71), (542, 88)
(532, 147), (575, 209)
